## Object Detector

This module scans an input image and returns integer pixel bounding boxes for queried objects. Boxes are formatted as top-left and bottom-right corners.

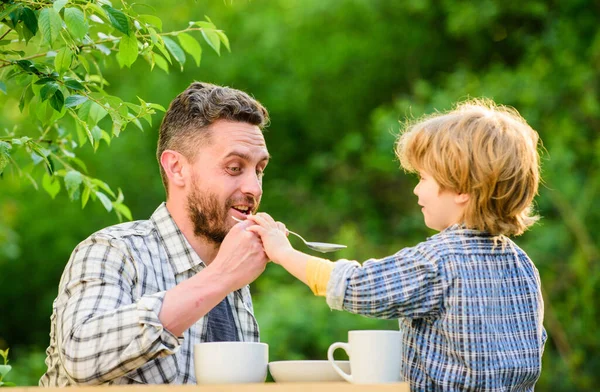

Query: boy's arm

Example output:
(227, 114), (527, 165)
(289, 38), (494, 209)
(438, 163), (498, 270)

(277, 249), (335, 296)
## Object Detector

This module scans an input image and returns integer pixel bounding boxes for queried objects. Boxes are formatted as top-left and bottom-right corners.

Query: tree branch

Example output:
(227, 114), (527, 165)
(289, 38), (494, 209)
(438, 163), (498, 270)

(0, 27), (212, 69)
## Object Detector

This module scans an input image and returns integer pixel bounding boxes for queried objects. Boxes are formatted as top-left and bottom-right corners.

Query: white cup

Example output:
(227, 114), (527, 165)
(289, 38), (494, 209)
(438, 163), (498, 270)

(194, 342), (268, 384)
(327, 330), (402, 384)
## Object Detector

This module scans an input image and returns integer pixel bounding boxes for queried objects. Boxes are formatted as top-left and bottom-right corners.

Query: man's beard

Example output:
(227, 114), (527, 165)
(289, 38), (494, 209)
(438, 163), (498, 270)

(186, 183), (259, 245)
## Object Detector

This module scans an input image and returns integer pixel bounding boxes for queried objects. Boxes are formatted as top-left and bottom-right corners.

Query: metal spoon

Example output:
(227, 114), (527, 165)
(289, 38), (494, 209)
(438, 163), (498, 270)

(231, 216), (347, 253)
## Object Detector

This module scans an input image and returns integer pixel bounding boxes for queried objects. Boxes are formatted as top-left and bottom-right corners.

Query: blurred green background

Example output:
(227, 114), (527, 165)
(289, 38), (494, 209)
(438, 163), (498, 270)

(1, 0), (599, 390)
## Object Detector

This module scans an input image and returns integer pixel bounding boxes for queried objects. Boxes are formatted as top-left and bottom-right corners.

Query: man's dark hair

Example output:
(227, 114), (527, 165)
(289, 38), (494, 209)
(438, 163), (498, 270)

(157, 82), (269, 194)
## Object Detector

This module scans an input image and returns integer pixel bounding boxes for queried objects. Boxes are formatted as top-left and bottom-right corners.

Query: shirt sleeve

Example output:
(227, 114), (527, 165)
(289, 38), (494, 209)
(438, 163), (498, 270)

(306, 257), (335, 296)
(56, 235), (182, 384)
(325, 243), (447, 319)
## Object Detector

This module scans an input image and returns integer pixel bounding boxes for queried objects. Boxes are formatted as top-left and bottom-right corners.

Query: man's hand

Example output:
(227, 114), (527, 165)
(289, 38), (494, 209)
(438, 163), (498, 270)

(208, 219), (269, 291)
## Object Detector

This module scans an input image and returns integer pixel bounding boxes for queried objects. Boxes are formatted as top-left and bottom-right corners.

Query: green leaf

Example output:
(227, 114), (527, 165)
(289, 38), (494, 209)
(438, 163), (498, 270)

(39, 8), (62, 46)
(34, 97), (55, 124)
(54, 47), (73, 74)
(100, 129), (111, 145)
(49, 89), (65, 112)
(65, 79), (85, 91)
(117, 34), (138, 68)
(64, 170), (82, 200)
(114, 202), (132, 221)
(74, 120), (91, 146)
(162, 36), (185, 69)
(177, 32), (201, 67)
(201, 28), (221, 56)
(0, 81), (6, 95)
(0, 4), (20, 22)
(78, 100), (108, 127)
(20, 7), (38, 36)
(215, 30), (230, 52)
(53, 0), (68, 13)
(96, 191), (113, 212)
(138, 14), (162, 31)
(65, 94), (88, 108)
(142, 114), (152, 127)
(78, 54), (90, 73)
(64, 7), (89, 40)
(9, 7), (21, 28)
(28, 142), (53, 173)
(154, 40), (172, 64)
(0, 364), (11, 378)
(192, 21), (216, 30)
(81, 185), (91, 208)
(0, 141), (11, 175)
(70, 156), (88, 172)
(91, 126), (102, 149)
(19, 83), (33, 112)
(35, 77), (56, 85)
(111, 114), (123, 137)
(148, 102), (166, 112)
(102, 5), (129, 36)
(42, 172), (61, 199)
(40, 82), (59, 101)
(116, 187), (125, 204)
(12, 137), (31, 146)
(86, 3), (108, 23)
(16, 59), (39, 74)
(153, 53), (169, 73)
(91, 178), (116, 197)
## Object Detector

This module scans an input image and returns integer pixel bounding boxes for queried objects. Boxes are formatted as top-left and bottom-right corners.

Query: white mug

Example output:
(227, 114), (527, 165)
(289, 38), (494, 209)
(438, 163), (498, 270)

(194, 342), (268, 384)
(327, 330), (402, 384)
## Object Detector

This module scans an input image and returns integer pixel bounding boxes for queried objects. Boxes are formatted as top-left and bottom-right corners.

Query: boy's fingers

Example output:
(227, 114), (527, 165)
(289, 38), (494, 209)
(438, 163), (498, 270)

(245, 225), (265, 236)
(249, 213), (273, 227)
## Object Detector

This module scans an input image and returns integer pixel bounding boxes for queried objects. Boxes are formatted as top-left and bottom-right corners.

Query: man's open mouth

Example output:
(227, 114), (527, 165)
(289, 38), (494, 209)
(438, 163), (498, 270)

(231, 205), (252, 215)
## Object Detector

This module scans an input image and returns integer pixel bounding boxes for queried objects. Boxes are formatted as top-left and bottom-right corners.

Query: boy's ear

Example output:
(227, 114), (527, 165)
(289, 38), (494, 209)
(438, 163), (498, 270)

(455, 193), (470, 205)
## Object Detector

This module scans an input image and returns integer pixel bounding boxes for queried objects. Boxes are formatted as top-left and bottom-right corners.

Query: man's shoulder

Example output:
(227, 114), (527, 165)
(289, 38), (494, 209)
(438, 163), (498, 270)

(83, 219), (157, 247)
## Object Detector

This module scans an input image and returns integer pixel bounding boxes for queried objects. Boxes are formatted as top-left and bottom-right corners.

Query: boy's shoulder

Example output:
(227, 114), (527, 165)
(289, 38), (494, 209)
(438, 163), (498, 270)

(417, 224), (521, 257)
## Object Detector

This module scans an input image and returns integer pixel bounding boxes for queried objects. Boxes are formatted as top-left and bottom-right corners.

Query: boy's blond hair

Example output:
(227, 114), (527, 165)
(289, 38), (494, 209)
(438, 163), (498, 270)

(396, 98), (541, 236)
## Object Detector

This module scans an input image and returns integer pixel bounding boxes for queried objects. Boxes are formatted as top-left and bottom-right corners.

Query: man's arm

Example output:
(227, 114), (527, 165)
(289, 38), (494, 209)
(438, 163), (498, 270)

(58, 221), (267, 384)
(57, 237), (177, 384)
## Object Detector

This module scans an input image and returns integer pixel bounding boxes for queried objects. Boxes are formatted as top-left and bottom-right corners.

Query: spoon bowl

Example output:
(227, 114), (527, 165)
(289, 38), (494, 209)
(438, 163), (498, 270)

(231, 216), (347, 253)
(286, 230), (347, 253)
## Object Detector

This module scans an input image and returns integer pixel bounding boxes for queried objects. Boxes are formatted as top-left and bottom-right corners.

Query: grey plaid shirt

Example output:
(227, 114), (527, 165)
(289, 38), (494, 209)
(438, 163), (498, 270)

(327, 225), (546, 391)
(39, 203), (259, 386)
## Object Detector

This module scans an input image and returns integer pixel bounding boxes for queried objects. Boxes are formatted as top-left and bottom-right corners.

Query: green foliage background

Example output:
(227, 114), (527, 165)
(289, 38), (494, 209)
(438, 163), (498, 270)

(1, 1), (599, 390)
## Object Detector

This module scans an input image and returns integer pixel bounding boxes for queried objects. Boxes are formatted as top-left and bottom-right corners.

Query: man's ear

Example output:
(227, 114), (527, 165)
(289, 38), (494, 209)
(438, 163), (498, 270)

(160, 150), (188, 188)
(455, 193), (470, 205)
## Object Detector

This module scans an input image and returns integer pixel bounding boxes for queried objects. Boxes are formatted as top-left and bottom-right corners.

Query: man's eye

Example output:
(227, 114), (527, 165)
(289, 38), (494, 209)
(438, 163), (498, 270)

(228, 167), (242, 173)
(257, 169), (265, 179)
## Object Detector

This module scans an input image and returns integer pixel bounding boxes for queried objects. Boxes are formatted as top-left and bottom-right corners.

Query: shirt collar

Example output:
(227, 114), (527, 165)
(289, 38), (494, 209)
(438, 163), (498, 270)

(150, 202), (205, 274)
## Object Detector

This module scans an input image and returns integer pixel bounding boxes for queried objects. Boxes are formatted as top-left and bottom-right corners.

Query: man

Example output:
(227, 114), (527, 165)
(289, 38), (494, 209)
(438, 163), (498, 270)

(40, 82), (271, 385)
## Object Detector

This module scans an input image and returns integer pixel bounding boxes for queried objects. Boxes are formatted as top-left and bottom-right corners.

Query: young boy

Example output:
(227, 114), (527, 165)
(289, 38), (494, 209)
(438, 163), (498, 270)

(246, 99), (547, 391)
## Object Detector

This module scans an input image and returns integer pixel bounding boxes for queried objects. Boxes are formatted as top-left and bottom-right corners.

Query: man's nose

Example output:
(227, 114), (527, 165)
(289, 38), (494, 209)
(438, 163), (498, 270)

(241, 172), (263, 199)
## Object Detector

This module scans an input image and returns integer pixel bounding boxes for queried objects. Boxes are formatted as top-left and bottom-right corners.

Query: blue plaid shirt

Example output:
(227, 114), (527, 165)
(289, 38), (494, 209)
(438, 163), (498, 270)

(327, 225), (546, 391)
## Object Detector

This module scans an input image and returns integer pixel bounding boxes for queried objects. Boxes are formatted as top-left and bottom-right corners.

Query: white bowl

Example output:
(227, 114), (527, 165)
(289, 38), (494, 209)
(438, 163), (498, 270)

(269, 360), (351, 383)
(194, 342), (268, 384)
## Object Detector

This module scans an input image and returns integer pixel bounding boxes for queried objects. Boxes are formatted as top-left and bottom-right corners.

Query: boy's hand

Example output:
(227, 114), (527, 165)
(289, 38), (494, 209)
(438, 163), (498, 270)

(245, 213), (294, 264)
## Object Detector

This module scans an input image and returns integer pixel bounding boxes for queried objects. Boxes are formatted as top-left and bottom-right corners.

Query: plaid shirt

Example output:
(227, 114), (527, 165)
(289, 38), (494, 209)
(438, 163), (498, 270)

(39, 203), (259, 386)
(327, 225), (546, 391)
